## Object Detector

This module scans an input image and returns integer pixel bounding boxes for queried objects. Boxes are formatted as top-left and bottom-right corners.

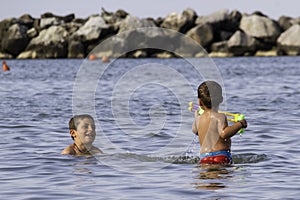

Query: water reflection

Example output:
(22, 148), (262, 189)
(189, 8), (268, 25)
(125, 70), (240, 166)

(71, 157), (98, 175)
(192, 164), (233, 190)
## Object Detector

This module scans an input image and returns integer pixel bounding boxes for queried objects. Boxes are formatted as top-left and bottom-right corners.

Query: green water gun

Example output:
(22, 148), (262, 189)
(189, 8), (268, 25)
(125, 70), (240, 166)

(188, 102), (245, 134)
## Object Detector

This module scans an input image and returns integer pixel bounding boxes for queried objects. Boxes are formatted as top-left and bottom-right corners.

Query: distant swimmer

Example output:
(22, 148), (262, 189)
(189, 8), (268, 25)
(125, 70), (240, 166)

(2, 60), (10, 71)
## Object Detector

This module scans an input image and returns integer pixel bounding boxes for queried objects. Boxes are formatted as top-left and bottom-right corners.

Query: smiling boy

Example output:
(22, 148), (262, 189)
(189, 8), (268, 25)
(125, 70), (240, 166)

(61, 114), (102, 156)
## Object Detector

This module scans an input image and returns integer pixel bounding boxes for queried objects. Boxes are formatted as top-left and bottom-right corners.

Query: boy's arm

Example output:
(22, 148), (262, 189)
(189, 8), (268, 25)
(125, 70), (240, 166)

(192, 110), (199, 134)
(219, 118), (247, 139)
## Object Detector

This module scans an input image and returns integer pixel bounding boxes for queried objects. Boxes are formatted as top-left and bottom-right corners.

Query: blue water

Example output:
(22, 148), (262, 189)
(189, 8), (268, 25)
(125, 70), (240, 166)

(0, 57), (299, 199)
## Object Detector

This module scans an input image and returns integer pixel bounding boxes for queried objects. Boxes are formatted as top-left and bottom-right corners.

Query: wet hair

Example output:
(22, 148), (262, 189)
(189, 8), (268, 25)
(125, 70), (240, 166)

(197, 81), (223, 109)
(68, 114), (95, 140)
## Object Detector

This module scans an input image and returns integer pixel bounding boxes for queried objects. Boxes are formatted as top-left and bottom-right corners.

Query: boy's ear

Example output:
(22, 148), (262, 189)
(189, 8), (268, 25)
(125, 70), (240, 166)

(70, 129), (77, 138)
(199, 99), (204, 108)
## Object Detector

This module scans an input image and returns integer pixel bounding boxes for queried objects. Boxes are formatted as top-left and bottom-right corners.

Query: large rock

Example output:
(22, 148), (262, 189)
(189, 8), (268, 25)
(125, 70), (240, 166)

(118, 15), (157, 33)
(39, 13), (75, 31)
(195, 9), (241, 42)
(41, 12), (75, 22)
(196, 9), (241, 32)
(227, 30), (257, 56)
(18, 14), (35, 28)
(277, 24), (300, 55)
(71, 16), (110, 43)
(26, 27), (38, 38)
(92, 34), (127, 58)
(61, 21), (83, 36)
(290, 17), (300, 25)
(40, 17), (64, 29)
(239, 14), (281, 43)
(196, 9), (228, 25)
(92, 15), (156, 58)
(93, 27), (199, 58)
(1, 23), (29, 56)
(278, 16), (293, 31)
(186, 23), (214, 47)
(68, 40), (85, 58)
(210, 41), (229, 53)
(24, 25), (69, 58)
(101, 8), (128, 25)
(0, 18), (17, 50)
(160, 8), (197, 33)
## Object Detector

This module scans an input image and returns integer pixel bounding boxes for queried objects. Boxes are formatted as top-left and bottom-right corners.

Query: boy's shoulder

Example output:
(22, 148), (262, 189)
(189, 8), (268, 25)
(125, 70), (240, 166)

(212, 111), (226, 122)
(61, 144), (76, 155)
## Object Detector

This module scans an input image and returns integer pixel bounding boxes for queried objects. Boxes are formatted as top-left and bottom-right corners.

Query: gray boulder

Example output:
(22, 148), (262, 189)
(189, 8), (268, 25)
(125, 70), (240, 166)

(115, 15), (169, 56)
(290, 17), (300, 25)
(277, 24), (300, 55)
(93, 27), (197, 58)
(62, 21), (83, 36)
(278, 16), (293, 31)
(196, 9), (229, 25)
(68, 40), (85, 58)
(195, 9), (241, 42)
(91, 15), (151, 58)
(175, 33), (207, 57)
(24, 25), (69, 58)
(40, 17), (64, 29)
(160, 8), (197, 33)
(0, 18), (17, 50)
(39, 13), (75, 31)
(101, 8), (128, 25)
(118, 15), (157, 33)
(71, 16), (110, 42)
(186, 23), (214, 47)
(92, 34), (127, 58)
(26, 27), (38, 38)
(1, 23), (29, 56)
(227, 30), (257, 56)
(210, 41), (229, 53)
(18, 14), (35, 28)
(240, 14), (281, 43)
(196, 9), (241, 31)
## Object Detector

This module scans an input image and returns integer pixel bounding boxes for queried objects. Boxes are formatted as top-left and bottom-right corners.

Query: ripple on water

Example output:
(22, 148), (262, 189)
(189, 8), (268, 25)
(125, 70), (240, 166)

(233, 153), (269, 164)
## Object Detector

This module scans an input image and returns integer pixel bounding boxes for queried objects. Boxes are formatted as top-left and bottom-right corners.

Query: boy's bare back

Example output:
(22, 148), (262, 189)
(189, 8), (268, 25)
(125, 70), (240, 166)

(196, 111), (231, 154)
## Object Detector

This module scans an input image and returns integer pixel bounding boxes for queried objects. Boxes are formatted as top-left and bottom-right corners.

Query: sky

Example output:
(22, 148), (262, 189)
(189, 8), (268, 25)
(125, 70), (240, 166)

(0, 0), (299, 21)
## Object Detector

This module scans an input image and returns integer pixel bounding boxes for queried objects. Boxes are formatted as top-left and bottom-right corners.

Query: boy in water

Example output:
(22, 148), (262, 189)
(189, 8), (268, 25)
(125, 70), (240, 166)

(61, 114), (102, 156)
(192, 81), (247, 164)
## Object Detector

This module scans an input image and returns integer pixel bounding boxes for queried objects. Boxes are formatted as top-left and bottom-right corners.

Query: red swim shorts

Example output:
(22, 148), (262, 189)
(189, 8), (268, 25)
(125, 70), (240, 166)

(200, 151), (232, 164)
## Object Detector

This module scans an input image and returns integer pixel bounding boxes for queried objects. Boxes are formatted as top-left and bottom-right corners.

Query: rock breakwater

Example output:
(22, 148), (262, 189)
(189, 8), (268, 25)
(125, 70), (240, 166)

(0, 8), (299, 59)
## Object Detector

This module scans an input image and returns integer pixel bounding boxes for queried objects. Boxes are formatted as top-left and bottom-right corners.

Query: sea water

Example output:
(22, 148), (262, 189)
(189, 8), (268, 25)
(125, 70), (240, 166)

(0, 57), (299, 199)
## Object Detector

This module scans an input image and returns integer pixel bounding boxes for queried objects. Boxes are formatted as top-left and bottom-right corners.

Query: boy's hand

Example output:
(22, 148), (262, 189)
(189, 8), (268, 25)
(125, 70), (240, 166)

(239, 119), (247, 129)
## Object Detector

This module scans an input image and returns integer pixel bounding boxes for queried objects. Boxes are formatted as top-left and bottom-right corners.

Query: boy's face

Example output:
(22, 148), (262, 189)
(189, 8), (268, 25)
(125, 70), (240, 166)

(71, 117), (96, 145)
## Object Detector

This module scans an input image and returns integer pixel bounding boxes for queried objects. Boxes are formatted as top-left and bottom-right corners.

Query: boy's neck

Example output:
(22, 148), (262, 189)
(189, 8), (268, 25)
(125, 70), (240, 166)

(203, 106), (219, 113)
(74, 143), (92, 154)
